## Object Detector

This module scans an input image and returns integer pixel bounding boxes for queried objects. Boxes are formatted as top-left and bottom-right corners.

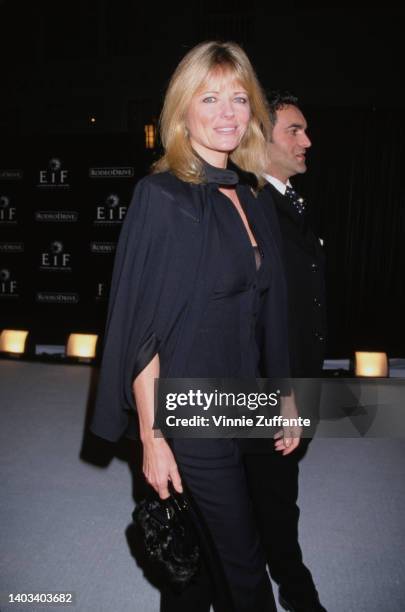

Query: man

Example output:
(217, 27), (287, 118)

(243, 92), (328, 612)
(264, 92), (326, 379)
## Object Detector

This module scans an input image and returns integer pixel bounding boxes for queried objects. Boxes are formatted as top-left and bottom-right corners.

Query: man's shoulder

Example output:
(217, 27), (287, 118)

(262, 181), (300, 223)
(262, 181), (285, 201)
(258, 182), (281, 211)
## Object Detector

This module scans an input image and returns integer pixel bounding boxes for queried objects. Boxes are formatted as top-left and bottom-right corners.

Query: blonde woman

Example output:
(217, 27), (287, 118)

(92, 41), (297, 612)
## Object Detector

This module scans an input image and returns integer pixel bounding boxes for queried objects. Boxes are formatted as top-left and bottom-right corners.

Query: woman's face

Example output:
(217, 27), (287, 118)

(185, 69), (251, 167)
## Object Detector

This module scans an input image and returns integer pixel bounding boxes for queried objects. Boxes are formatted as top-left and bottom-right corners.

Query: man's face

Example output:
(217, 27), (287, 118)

(267, 105), (311, 183)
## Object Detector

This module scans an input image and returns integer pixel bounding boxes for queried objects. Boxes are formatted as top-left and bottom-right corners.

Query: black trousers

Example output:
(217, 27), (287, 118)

(242, 438), (316, 596)
(161, 438), (277, 612)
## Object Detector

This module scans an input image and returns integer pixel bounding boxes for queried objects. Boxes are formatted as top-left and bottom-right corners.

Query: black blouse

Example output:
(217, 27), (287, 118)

(185, 162), (271, 379)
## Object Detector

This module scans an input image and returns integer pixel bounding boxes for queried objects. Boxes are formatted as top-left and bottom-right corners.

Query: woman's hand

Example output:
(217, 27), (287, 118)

(274, 429), (300, 455)
(133, 353), (182, 499)
(274, 391), (301, 456)
(142, 436), (183, 500)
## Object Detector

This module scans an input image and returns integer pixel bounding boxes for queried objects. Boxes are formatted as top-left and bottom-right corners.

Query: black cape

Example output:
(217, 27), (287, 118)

(90, 169), (289, 442)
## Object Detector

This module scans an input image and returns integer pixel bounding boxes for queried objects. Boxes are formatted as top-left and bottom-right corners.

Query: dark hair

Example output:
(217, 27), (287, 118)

(266, 91), (299, 126)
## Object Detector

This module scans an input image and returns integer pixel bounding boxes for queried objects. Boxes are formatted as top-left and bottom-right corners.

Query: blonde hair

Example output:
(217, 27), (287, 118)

(153, 41), (270, 184)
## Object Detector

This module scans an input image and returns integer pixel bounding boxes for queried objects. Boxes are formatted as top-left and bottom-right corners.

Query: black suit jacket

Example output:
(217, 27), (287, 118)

(260, 182), (327, 378)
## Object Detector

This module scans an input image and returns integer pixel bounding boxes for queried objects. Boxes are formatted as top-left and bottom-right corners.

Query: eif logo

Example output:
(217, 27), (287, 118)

(0, 196), (17, 224)
(0, 268), (18, 297)
(40, 241), (72, 271)
(38, 158), (69, 188)
(95, 193), (127, 225)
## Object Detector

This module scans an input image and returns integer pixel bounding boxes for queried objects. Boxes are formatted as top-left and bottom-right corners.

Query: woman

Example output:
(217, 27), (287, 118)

(91, 41), (298, 612)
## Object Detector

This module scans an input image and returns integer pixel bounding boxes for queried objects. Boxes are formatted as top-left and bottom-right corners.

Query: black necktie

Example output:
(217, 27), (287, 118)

(285, 185), (306, 215)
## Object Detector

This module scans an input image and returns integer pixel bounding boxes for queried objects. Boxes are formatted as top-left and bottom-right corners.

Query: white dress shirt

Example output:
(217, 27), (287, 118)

(262, 173), (291, 196)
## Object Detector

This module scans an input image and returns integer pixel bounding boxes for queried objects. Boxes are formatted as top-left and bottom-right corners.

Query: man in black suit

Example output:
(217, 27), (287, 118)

(243, 92), (328, 612)
(264, 92), (326, 378)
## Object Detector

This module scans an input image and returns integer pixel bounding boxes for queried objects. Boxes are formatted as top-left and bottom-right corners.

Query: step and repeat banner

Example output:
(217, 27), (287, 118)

(0, 135), (151, 344)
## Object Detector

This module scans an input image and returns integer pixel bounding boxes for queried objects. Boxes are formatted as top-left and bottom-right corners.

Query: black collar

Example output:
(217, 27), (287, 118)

(200, 158), (258, 190)
(201, 159), (239, 186)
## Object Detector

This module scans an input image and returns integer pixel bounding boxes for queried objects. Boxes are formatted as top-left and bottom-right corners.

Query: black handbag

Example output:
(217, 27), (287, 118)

(132, 489), (200, 588)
